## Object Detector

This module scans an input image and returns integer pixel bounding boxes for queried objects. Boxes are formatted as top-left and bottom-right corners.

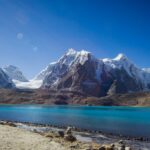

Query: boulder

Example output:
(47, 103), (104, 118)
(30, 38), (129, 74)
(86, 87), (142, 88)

(118, 140), (124, 145)
(64, 126), (76, 142)
(57, 130), (64, 137)
(99, 146), (105, 150)
(65, 126), (72, 134)
(64, 134), (76, 142)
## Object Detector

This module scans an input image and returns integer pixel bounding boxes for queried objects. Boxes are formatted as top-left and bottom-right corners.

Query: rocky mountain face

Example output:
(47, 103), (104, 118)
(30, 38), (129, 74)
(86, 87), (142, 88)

(35, 49), (150, 97)
(0, 49), (150, 105)
(0, 68), (14, 88)
(3, 65), (28, 82)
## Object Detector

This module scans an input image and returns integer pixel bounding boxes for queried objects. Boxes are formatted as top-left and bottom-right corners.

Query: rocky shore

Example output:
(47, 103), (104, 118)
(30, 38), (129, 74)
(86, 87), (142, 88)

(0, 121), (150, 150)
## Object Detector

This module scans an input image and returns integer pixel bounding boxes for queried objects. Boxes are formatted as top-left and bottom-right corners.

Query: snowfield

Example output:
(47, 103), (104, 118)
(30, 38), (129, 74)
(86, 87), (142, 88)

(13, 79), (43, 89)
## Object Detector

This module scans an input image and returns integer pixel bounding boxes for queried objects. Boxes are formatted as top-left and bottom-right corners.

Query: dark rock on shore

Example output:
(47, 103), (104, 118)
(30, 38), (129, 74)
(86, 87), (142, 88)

(0, 121), (17, 127)
(57, 130), (64, 137)
(99, 140), (132, 150)
(64, 127), (76, 142)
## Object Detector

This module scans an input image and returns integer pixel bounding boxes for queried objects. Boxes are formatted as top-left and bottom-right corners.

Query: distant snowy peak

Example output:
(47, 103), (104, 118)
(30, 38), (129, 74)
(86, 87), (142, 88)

(104, 54), (150, 91)
(8, 49), (150, 94)
(102, 53), (135, 72)
(34, 49), (93, 80)
(3, 65), (28, 82)
(34, 49), (150, 95)
(113, 53), (128, 61)
(65, 48), (77, 56)
(0, 68), (14, 88)
(65, 48), (90, 55)
(35, 50), (147, 84)
(103, 53), (128, 62)
(59, 48), (92, 66)
(143, 68), (150, 73)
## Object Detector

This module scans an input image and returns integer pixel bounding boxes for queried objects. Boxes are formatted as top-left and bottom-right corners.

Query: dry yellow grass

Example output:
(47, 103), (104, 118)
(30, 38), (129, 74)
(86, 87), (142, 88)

(0, 125), (66, 150)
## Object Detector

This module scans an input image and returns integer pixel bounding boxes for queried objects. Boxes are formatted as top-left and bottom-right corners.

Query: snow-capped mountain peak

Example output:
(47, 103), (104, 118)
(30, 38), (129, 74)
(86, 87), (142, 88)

(102, 53), (133, 70)
(65, 48), (90, 56)
(61, 48), (91, 65)
(143, 68), (150, 73)
(34, 49), (92, 81)
(3, 65), (28, 82)
(65, 48), (77, 56)
(0, 68), (14, 88)
(113, 53), (128, 61)
(10, 49), (150, 95)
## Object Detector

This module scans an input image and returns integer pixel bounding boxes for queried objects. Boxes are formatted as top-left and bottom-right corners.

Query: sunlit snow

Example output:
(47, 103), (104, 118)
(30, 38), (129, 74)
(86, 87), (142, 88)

(13, 79), (43, 89)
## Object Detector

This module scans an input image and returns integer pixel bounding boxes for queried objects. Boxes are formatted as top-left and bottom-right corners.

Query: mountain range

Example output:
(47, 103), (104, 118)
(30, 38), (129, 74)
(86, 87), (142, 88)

(1, 49), (150, 99)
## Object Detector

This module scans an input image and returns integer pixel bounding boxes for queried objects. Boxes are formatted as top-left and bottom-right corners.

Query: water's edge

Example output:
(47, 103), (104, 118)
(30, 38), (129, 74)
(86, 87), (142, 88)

(0, 119), (149, 142)
(0, 105), (150, 139)
(1, 120), (150, 149)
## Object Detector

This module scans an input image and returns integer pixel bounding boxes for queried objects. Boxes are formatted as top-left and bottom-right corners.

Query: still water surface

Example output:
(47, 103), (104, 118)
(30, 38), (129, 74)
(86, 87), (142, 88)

(0, 105), (150, 138)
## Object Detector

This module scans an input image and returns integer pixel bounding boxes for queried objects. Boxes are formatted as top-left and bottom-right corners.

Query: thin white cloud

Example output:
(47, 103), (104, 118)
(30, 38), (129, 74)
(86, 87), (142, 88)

(17, 33), (24, 40)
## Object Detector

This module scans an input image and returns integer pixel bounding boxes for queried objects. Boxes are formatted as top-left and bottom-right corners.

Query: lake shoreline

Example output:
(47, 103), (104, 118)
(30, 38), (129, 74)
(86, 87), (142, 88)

(0, 120), (149, 142)
(1, 105), (150, 149)
(0, 120), (150, 149)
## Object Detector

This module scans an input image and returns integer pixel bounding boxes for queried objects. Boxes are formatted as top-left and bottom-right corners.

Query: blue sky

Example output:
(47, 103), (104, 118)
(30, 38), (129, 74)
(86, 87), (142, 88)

(0, 0), (150, 79)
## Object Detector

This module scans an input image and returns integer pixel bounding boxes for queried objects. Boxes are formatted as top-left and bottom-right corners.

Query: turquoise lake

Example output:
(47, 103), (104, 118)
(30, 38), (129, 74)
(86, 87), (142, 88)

(0, 105), (150, 138)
